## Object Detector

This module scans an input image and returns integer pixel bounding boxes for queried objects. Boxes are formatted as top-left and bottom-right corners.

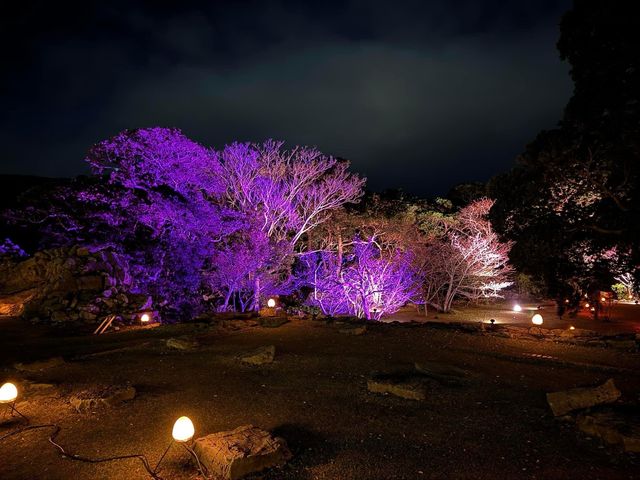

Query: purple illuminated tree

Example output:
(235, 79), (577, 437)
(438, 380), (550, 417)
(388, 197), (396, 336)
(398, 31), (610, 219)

(304, 231), (419, 320)
(217, 140), (365, 308)
(6, 129), (366, 317)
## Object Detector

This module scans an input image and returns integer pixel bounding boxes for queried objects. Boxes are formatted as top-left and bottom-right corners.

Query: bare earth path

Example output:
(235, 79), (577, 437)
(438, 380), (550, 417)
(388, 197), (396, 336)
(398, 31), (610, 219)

(0, 317), (638, 480)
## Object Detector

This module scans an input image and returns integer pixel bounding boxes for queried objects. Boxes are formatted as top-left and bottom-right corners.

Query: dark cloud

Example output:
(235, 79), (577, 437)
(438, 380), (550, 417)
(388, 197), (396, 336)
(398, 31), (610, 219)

(0, 0), (572, 196)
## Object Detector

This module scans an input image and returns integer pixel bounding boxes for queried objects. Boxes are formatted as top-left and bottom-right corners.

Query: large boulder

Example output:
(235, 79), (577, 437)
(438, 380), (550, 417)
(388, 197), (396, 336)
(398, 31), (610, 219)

(546, 379), (621, 416)
(193, 425), (291, 480)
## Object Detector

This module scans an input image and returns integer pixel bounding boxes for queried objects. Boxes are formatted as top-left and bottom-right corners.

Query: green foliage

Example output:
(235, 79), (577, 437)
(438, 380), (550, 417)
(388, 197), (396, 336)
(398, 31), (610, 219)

(611, 283), (628, 301)
(514, 273), (544, 298)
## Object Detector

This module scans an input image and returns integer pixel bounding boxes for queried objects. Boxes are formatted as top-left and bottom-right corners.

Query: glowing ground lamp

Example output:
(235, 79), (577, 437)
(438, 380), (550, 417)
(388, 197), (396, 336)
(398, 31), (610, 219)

(140, 313), (151, 324)
(0, 382), (28, 423)
(569, 326), (576, 330)
(512, 304), (522, 312)
(267, 298), (276, 308)
(531, 314), (544, 326)
(584, 303), (590, 309)
(172, 416), (194, 442)
(153, 416), (206, 478)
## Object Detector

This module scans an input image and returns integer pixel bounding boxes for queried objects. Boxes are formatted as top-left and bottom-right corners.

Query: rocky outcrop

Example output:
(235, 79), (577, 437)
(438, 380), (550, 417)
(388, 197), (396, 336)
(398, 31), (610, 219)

(0, 245), (151, 325)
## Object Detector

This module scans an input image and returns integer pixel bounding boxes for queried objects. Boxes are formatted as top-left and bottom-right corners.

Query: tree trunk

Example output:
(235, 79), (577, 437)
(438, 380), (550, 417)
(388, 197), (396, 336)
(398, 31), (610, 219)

(253, 277), (261, 312)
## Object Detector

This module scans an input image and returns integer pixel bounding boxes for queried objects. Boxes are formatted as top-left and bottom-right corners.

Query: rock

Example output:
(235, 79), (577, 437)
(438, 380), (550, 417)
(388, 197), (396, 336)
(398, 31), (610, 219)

(528, 326), (549, 336)
(576, 405), (640, 452)
(14, 356), (65, 372)
(258, 307), (277, 317)
(546, 379), (622, 416)
(339, 325), (367, 336)
(193, 425), (291, 480)
(605, 338), (637, 351)
(25, 382), (58, 398)
(0, 289), (37, 316)
(166, 337), (199, 351)
(51, 310), (69, 322)
(80, 311), (97, 321)
(240, 345), (276, 365)
(414, 361), (470, 385)
(259, 317), (289, 328)
(70, 385), (136, 413)
(76, 275), (104, 291)
(367, 373), (429, 401)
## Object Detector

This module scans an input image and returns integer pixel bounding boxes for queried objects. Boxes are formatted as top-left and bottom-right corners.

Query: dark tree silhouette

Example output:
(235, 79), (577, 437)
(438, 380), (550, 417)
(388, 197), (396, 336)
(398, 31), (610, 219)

(490, 0), (640, 305)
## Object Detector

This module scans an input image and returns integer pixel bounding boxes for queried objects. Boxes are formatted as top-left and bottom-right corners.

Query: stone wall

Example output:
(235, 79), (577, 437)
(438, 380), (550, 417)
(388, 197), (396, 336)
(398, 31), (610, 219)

(0, 246), (151, 325)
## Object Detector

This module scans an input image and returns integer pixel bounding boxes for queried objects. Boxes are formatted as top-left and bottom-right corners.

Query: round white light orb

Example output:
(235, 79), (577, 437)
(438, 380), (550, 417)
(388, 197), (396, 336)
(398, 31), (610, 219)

(267, 298), (276, 308)
(569, 326), (575, 330)
(172, 416), (195, 443)
(531, 314), (543, 325)
(0, 382), (18, 404)
(140, 313), (150, 323)
(513, 304), (522, 312)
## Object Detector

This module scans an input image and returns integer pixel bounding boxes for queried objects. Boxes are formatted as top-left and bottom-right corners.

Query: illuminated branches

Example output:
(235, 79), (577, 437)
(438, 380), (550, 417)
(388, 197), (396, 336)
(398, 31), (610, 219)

(216, 140), (365, 309)
(305, 235), (419, 320)
(220, 140), (365, 248)
(419, 199), (513, 313)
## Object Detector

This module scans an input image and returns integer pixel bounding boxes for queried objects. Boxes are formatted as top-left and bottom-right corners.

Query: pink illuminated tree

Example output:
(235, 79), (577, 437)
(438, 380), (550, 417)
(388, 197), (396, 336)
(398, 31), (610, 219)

(419, 198), (513, 313)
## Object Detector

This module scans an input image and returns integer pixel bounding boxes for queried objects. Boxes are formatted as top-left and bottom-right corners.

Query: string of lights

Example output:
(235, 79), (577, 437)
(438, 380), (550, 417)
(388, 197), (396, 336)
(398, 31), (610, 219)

(1, 423), (165, 479)
(1, 382), (208, 479)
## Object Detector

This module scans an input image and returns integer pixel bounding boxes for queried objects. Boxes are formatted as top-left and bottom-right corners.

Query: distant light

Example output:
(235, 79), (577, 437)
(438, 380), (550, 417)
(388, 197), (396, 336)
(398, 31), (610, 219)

(513, 304), (522, 312)
(267, 298), (276, 308)
(584, 303), (590, 309)
(531, 314), (543, 325)
(590, 307), (595, 312)
(140, 313), (150, 323)
(0, 383), (18, 404)
(600, 297), (606, 302)
(569, 326), (575, 330)
(564, 299), (570, 304)
(172, 416), (195, 443)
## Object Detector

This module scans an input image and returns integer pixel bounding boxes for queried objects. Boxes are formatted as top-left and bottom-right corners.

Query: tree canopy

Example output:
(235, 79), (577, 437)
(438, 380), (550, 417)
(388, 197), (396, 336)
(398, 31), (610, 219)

(490, 0), (640, 303)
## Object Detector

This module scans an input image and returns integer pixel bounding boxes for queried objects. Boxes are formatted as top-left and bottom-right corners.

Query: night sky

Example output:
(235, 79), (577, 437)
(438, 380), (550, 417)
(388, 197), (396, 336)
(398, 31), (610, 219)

(1, 0), (572, 196)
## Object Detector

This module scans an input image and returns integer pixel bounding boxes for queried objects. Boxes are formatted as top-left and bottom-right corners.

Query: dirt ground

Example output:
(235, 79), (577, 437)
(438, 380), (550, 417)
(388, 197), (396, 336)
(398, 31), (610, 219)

(0, 316), (639, 480)
(389, 300), (640, 335)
